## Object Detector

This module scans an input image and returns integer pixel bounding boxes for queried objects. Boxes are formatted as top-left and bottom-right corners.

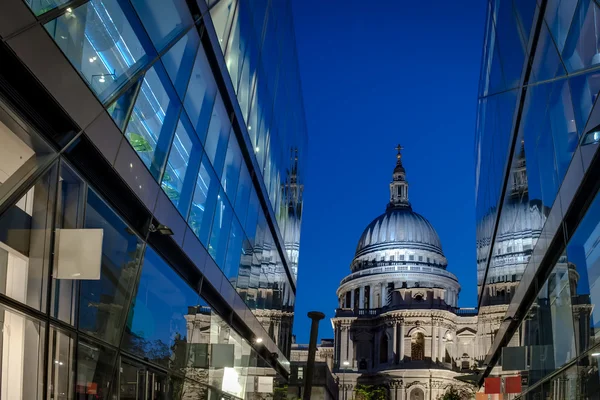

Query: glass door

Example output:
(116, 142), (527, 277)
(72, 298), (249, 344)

(119, 357), (168, 400)
(148, 370), (167, 400)
(119, 359), (146, 400)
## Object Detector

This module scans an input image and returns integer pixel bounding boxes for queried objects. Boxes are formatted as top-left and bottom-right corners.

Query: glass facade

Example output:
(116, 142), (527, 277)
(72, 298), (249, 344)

(475, 0), (600, 398)
(0, 0), (306, 398)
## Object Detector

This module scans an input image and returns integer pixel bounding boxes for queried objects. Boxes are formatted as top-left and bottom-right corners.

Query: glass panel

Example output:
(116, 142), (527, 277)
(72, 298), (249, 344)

(492, 0), (527, 90)
(119, 359), (145, 399)
(130, 0), (193, 51)
(566, 190), (600, 353)
(122, 247), (201, 369)
(569, 69), (600, 137)
(203, 94), (231, 177)
(562, 0), (600, 73)
(106, 78), (143, 131)
(48, 327), (75, 400)
(161, 29), (200, 99)
(547, 79), (578, 181)
(189, 157), (220, 245)
(223, 217), (243, 285)
(0, 303), (45, 400)
(24, 0), (69, 15)
(530, 21), (566, 83)
(51, 162), (86, 325)
(244, 190), (259, 246)
(208, 189), (233, 266)
(221, 132), (242, 201)
(210, 0), (238, 53)
(0, 164), (57, 311)
(233, 163), (251, 226)
(123, 64), (181, 180)
(161, 112), (203, 218)
(184, 46), (218, 141)
(545, 0), (578, 54)
(78, 189), (145, 345)
(76, 338), (117, 399)
(44, 0), (154, 103)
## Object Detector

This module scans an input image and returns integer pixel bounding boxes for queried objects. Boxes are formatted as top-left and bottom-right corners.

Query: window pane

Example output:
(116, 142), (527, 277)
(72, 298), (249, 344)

(189, 158), (220, 245)
(0, 303), (45, 400)
(48, 327), (75, 400)
(25, 0), (69, 15)
(76, 338), (117, 399)
(234, 164), (251, 225)
(204, 94), (231, 177)
(124, 64), (181, 180)
(567, 190), (600, 353)
(161, 112), (203, 218)
(44, 0), (154, 103)
(562, 0), (600, 73)
(130, 0), (193, 51)
(184, 46), (218, 140)
(79, 189), (145, 345)
(245, 190), (259, 246)
(221, 132), (242, 201)
(162, 29), (200, 99)
(122, 247), (201, 369)
(52, 162), (86, 325)
(223, 217), (244, 285)
(210, 0), (237, 52)
(0, 164), (57, 311)
(208, 189), (233, 266)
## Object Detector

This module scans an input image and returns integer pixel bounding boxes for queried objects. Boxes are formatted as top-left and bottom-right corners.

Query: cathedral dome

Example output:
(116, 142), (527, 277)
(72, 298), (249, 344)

(349, 146), (449, 273)
(355, 208), (444, 258)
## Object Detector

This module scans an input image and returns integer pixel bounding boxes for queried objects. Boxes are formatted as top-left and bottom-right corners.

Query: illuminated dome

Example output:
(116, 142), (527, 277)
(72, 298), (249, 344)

(349, 146), (449, 273)
(355, 208), (444, 258)
(338, 145), (459, 308)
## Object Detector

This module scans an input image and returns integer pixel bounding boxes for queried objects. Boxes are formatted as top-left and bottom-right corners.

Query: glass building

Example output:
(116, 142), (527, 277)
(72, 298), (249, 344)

(0, 0), (307, 398)
(475, 0), (600, 398)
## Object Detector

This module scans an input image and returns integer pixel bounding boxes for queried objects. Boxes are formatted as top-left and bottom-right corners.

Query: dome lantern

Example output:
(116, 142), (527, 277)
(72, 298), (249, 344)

(389, 144), (410, 210)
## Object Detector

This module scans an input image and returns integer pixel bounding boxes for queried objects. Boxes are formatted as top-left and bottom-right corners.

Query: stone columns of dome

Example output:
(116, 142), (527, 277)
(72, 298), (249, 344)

(381, 284), (387, 307)
(393, 322), (398, 364)
(399, 320), (405, 362)
(359, 286), (365, 309)
(340, 326), (349, 365)
(387, 324), (394, 363)
(369, 286), (374, 309)
(438, 326), (445, 362)
(350, 289), (355, 309)
(348, 331), (355, 367)
(431, 323), (437, 362)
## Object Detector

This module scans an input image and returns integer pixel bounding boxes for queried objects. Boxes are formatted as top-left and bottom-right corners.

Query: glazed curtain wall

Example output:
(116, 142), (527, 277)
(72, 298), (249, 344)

(475, 0), (600, 390)
(484, 187), (600, 399)
(209, 0), (307, 279)
(35, 0), (306, 282)
(0, 153), (278, 400)
(33, 0), (301, 331)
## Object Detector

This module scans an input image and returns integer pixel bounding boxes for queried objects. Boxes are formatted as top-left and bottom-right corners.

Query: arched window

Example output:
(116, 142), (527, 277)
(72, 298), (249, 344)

(411, 332), (424, 361)
(409, 387), (424, 400)
(380, 334), (388, 363)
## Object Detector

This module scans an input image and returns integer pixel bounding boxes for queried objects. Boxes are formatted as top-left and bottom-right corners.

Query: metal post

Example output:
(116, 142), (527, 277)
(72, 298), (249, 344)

(303, 311), (325, 400)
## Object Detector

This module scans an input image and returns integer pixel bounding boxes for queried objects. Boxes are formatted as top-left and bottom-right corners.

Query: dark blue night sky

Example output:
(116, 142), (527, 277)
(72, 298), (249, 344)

(291, 0), (487, 342)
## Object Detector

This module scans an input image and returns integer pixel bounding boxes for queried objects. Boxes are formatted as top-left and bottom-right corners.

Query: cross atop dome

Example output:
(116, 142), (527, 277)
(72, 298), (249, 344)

(388, 144), (411, 210)
(395, 143), (404, 157)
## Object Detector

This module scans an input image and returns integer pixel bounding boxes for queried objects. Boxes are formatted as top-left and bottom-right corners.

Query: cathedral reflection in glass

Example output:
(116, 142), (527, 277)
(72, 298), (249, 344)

(0, 0), (306, 398)
(475, 0), (600, 397)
